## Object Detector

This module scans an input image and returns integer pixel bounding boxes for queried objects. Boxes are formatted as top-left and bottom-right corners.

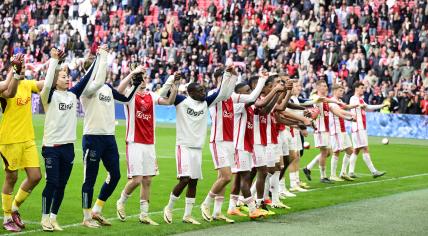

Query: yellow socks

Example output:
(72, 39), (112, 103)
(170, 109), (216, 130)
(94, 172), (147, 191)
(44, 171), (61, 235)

(92, 199), (105, 214)
(12, 188), (30, 212)
(2, 193), (13, 219)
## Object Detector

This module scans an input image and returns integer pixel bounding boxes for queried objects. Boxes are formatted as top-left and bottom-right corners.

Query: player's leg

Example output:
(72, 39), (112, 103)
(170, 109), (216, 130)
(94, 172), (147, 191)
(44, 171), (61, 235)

(1, 146), (21, 232)
(362, 146), (386, 178)
(50, 144), (74, 231)
(339, 142), (354, 181)
(15, 141), (42, 227)
(349, 147), (360, 178)
(117, 143), (144, 221)
(201, 167), (232, 221)
(182, 178), (200, 224)
(139, 176), (158, 225)
(240, 171), (266, 218)
(81, 135), (102, 228)
(40, 147), (61, 232)
(319, 147), (332, 183)
(227, 173), (243, 215)
(93, 137), (121, 226)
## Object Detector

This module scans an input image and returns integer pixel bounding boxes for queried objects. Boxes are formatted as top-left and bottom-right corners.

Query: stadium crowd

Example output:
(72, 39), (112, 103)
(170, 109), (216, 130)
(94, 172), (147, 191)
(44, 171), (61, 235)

(0, 0), (428, 115)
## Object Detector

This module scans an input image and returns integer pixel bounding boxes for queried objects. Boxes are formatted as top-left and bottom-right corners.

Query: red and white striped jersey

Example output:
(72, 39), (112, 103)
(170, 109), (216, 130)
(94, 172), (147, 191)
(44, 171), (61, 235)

(124, 91), (160, 144)
(254, 105), (268, 146)
(349, 95), (367, 132)
(209, 97), (234, 142)
(313, 95), (330, 133)
(269, 112), (278, 144)
(234, 103), (254, 152)
(328, 97), (346, 135)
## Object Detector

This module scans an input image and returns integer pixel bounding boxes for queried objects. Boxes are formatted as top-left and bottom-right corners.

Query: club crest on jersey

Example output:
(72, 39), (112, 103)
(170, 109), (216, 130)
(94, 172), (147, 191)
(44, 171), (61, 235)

(247, 121), (253, 129)
(187, 108), (204, 117)
(223, 111), (233, 118)
(59, 102), (73, 111)
(16, 96), (31, 106)
(99, 93), (112, 102)
(136, 111), (151, 120)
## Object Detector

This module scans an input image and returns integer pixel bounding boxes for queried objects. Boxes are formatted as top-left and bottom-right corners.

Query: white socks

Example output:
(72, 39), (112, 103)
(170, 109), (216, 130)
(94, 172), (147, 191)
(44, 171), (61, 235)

(167, 193), (179, 210)
(50, 213), (57, 221)
(250, 181), (257, 198)
(319, 164), (327, 179)
(203, 191), (216, 206)
(270, 171), (280, 203)
(83, 209), (92, 220)
(42, 214), (49, 220)
(140, 200), (149, 217)
(228, 194), (239, 211)
(118, 191), (130, 204)
(278, 176), (286, 193)
(184, 197), (195, 217)
(213, 196), (224, 217)
(263, 173), (272, 199)
(349, 153), (358, 174)
(362, 153), (377, 173)
(243, 197), (257, 213)
(307, 154), (320, 170)
(331, 154), (339, 177)
(340, 153), (351, 176)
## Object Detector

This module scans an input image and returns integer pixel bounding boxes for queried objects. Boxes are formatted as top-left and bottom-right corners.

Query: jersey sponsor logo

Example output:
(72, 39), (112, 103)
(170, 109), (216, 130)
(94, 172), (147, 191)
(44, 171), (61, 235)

(58, 102), (73, 111)
(223, 110), (233, 118)
(99, 93), (112, 102)
(16, 96), (31, 106)
(187, 108), (204, 117)
(136, 111), (152, 120)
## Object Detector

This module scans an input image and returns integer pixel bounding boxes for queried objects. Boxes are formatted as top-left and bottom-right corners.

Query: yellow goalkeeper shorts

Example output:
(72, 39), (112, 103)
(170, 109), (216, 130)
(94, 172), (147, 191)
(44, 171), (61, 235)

(0, 140), (40, 171)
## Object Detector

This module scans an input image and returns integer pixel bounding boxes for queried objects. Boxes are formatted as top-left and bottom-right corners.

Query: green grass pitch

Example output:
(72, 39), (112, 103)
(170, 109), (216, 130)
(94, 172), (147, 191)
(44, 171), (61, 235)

(0, 115), (427, 235)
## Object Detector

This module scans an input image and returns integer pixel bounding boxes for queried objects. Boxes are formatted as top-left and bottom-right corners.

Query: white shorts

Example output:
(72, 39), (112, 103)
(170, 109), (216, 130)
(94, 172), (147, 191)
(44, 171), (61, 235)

(352, 130), (368, 149)
(293, 129), (303, 151)
(252, 144), (267, 168)
(232, 150), (252, 173)
(266, 144), (281, 167)
(176, 145), (202, 179)
(126, 143), (158, 177)
(314, 131), (331, 148)
(278, 130), (290, 156)
(210, 141), (234, 169)
(330, 132), (352, 152)
(285, 129), (297, 151)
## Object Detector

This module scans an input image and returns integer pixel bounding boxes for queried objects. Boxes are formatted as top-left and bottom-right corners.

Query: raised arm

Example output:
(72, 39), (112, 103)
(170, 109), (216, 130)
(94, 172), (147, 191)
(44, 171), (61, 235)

(117, 65), (145, 94)
(110, 83), (138, 104)
(82, 45), (108, 97)
(233, 76), (268, 104)
(1, 54), (25, 98)
(40, 57), (59, 104)
(209, 69), (238, 106)
(158, 83), (178, 105)
(259, 93), (279, 115)
(330, 105), (356, 121)
(68, 57), (99, 99)
(254, 83), (282, 108)
(363, 103), (388, 111)
(158, 73), (180, 97)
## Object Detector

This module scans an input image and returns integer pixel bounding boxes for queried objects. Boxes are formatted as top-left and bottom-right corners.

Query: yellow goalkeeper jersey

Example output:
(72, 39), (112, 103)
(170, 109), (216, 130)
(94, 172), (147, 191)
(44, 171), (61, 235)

(0, 80), (39, 144)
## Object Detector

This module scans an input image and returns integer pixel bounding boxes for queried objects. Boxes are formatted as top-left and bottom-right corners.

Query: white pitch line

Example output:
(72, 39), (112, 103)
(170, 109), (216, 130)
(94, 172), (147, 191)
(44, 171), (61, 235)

(5, 173), (428, 235)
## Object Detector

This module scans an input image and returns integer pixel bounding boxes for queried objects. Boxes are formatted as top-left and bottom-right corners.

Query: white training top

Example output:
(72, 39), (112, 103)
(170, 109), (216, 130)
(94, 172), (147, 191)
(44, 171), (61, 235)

(41, 53), (102, 146)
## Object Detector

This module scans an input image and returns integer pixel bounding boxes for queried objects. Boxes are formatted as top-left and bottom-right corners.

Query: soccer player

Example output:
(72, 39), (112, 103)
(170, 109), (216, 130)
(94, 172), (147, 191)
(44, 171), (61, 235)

(201, 67), (238, 223)
(303, 80), (356, 183)
(227, 75), (269, 219)
(328, 85), (358, 181)
(348, 82), (387, 178)
(163, 76), (233, 225)
(115, 67), (178, 225)
(39, 47), (104, 231)
(80, 49), (139, 228)
(0, 54), (44, 232)
(250, 76), (283, 213)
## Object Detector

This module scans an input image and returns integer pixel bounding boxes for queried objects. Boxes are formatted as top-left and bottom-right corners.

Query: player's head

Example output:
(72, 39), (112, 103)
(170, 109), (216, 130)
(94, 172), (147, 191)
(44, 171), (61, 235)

(315, 80), (328, 95)
(262, 76), (275, 94)
(332, 84), (345, 98)
(54, 64), (70, 91)
(248, 76), (259, 90)
(353, 81), (364, 96)
(235, 82), (251, 94)
(292, 80), (302, 96)
(187, 82), (206, 101)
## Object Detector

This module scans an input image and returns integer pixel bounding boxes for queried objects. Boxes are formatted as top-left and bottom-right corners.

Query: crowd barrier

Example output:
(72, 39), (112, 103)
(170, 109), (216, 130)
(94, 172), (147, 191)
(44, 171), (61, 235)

(30, 95), (428, 140)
